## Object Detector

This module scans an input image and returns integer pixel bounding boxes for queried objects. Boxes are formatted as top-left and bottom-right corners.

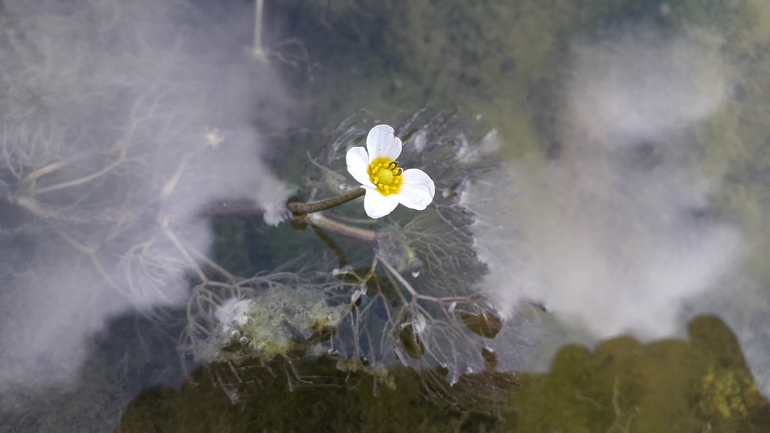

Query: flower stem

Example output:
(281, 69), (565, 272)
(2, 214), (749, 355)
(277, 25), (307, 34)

(287, 187), (365, 215)
(302, 213), (376, 244)
(253, 0), (266, 61)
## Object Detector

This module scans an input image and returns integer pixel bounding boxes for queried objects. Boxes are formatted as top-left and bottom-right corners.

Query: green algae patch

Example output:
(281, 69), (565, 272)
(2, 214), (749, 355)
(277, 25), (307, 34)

(197, 286), (348, 364)
(507, 315), (770, 433)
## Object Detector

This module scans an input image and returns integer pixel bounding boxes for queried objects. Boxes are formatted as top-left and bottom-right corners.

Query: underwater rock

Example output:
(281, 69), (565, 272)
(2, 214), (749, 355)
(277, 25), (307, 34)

(116, 355), (509, 433)
(507, 315), (770, 433)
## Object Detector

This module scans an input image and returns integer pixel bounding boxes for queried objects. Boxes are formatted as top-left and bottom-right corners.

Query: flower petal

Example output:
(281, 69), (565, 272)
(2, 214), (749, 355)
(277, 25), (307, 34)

(395, 169), (435, 211)
(366, 124), (402, 162)
(364, 187), (400, 219)
(346, 146), (375, 188)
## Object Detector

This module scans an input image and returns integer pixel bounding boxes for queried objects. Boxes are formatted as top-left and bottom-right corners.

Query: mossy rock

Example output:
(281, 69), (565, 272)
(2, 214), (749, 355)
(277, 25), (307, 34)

(507, 315), (770, 433)
(115, 356), (506, 433)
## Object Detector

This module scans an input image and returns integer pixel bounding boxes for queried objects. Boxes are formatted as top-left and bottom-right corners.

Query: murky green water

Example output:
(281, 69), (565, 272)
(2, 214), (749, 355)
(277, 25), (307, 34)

(2, 0), (770, 432)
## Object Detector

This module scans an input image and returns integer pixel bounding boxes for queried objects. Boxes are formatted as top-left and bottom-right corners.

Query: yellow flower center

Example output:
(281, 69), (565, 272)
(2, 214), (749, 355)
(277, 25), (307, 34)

(368, 157), (402, 196)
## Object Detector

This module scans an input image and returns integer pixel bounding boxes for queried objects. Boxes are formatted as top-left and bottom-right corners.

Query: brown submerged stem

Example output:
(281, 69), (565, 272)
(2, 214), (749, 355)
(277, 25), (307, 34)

(300, 213), (377, 244)
(287, 187), (365, 215)
(288, 187), (376, 244)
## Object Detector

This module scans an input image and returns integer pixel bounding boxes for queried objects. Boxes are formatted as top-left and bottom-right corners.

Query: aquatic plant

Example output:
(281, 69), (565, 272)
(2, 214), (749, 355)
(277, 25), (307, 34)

(178, 110), (523, 411)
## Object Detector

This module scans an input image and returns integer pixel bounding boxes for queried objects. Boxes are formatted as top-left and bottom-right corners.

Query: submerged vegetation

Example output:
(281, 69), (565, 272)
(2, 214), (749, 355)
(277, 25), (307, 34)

(180, 110), (520, 406)
(118, 316), (770, 433)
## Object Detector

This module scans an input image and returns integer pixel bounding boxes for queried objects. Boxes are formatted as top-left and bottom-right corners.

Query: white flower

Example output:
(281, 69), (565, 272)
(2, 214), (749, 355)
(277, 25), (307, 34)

(346, 124), (435, 219)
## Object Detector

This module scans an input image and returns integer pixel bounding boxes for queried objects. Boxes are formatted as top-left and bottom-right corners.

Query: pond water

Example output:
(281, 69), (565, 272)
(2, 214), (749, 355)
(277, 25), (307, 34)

(1, 0), (770, 432)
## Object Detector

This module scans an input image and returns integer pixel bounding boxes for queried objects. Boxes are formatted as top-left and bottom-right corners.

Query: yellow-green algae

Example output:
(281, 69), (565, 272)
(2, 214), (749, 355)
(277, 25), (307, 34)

(699, 368), (762, 419)
(212, 287), (347, 363)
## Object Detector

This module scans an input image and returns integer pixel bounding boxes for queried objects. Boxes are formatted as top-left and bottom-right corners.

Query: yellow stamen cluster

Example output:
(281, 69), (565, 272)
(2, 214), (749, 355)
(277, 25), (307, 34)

(368, 157), (402, 196)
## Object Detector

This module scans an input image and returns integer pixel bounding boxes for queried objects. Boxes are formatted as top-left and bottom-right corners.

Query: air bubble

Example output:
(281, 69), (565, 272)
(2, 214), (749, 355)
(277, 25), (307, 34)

(268, 303), (277, 311)
(280, 300), (289, 307)
(239, 336), (248, 345)
(257, 343), (266, 353)
(230, 329), (240, 339)
(408, 258), (423, 278)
